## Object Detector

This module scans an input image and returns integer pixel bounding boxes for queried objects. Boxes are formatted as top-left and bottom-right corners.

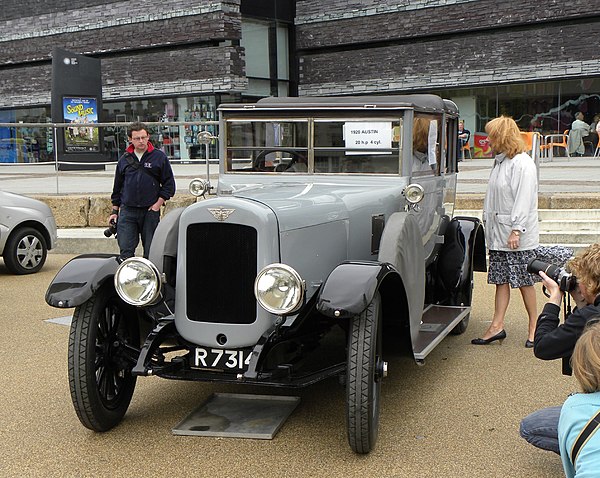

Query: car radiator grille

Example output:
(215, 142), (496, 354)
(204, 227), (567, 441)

(186, 223), (257, 324)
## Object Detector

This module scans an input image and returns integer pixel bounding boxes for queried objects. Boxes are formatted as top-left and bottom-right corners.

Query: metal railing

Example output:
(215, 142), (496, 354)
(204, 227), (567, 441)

(0, 121), (219, 195)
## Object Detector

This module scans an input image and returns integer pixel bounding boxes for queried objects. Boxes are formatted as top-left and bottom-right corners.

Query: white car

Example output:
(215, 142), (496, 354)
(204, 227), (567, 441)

(0, 190), (58, 274)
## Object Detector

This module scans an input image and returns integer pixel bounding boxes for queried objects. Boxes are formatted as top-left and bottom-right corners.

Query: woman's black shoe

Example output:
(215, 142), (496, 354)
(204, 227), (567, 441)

(471, 330), (507, 345)
(525, 339), (534, 348)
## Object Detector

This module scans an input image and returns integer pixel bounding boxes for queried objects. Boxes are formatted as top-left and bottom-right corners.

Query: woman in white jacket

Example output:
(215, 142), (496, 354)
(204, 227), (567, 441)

(472, 116), (540, 347)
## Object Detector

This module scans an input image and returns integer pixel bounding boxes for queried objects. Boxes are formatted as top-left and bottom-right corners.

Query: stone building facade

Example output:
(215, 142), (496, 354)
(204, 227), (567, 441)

(0, 0), (246, 108)
(294, 0), (600, 138)
(1, 0), (599, 158)
(295, 0), (598, 96)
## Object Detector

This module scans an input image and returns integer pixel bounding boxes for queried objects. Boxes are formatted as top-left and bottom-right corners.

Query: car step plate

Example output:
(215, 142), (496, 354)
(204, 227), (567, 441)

(172, 393), (300, 440)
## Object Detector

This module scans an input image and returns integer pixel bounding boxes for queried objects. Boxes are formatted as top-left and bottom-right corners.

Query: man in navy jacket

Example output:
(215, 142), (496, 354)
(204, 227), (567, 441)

(520, 244), (600, 454)
(109, 122), (176, 259)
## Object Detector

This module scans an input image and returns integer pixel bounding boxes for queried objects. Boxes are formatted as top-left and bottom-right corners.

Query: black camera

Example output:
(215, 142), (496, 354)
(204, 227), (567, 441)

(104, 219), (117, 238)
(527, 258), (577, 292)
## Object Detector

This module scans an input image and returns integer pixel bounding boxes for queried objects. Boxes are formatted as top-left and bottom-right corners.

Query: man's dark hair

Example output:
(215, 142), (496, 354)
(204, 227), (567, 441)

(128, 121), (149, 137)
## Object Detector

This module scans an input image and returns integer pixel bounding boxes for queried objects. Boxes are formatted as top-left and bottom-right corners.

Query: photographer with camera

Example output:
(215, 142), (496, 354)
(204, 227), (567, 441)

(109, 121), (175, 259)
(520, 243), (600, 454)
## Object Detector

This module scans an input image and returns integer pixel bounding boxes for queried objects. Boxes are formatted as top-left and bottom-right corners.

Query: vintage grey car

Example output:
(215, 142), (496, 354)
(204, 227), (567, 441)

(46, 95), (486, 453)
(1, 190), (57, 274)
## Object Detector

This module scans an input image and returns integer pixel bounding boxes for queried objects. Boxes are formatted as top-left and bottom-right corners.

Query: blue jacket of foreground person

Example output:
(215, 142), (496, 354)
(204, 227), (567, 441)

(111, 142), (176, 208)
(558, 391), (600, 478)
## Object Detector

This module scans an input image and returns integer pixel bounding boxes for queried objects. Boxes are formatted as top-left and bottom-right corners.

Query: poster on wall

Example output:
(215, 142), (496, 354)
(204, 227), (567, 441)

(63, 97), (100, 152)
(473, 132), (493, 158)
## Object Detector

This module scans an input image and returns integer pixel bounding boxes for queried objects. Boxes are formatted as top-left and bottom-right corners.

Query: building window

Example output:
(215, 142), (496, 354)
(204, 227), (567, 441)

(241, 18), (291, 98)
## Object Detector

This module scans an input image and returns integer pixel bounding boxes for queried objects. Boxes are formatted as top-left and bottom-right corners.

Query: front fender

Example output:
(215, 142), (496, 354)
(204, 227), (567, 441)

(316, 262), (397, 318)
(377, 212), (425, 346)
(45, 254), (120, 308)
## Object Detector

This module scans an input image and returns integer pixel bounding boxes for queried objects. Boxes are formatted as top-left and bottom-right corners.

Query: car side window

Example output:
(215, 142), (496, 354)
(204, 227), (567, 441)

(412, 114), (441, 177)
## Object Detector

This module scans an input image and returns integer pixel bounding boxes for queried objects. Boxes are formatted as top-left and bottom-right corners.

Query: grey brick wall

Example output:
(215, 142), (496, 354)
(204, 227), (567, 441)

(0, 46), (247, 108)
(0, 0), (122, 20)
(296, 0), (479, 25)
(103, 46), (247, 99)
(296, 0), (600, 96)
(0, 0), (243, 108)
(296, 0), (591, 49)
(2, 12), (240, 64)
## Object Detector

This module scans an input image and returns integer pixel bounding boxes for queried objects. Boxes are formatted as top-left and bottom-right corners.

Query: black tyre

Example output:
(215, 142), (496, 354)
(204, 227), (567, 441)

(450, 269), (473, 335)
(3, 227), (47, 275)
(346, 292), (385, 454)
(450, 314), (470, 335)
(69, 283), (138, 431)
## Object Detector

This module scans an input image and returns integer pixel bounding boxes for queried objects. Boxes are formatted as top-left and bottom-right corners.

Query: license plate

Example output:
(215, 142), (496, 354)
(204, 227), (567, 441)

(193, 347), (252, 371)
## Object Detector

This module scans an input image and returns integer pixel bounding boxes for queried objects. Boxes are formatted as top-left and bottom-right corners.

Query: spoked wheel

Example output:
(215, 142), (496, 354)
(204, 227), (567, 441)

(3, 227), (47, 274)
(68, 283), (139, 431)
(346, 291), (386, 454)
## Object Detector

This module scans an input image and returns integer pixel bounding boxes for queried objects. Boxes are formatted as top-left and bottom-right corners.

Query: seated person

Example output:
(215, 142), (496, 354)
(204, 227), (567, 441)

(457, 120), (470, 161)
(568, 112), (590, 156)
(520, 243), (600, 454)
(558, 320), (600, 478)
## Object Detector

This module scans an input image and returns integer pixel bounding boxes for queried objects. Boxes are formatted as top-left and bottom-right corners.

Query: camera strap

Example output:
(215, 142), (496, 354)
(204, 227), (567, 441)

(124, 154), (159, 182)
(570, 407), (600, 466)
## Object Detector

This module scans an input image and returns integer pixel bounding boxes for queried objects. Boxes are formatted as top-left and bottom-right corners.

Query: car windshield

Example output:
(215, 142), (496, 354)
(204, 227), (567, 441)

(224, 118), (404, 174)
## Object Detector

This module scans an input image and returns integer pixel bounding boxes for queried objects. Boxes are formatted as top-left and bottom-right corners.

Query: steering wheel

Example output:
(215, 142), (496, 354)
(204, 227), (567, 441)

(253, 149), (307, 172)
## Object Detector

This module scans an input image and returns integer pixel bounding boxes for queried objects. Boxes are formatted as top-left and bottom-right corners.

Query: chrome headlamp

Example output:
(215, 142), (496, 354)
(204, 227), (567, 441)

(254, 263), (305, 315)
(114, 257), (163, 306)
(403, 183), (425, 204)
(189, 178), (209, 197)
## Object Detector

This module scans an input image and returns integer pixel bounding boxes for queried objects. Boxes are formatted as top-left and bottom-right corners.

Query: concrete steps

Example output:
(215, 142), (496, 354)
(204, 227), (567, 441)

(456, 209), (600, 255)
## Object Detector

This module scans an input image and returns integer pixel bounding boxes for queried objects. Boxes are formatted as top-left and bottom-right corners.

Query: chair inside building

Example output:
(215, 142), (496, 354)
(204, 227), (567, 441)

(461, 141), (472, 160)
(541, 130), (569, 160)
(520, 131), (541, 157)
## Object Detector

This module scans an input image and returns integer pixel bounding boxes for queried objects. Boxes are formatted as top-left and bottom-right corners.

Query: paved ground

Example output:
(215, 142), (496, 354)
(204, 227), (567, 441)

(0, 153), (595, 476)
(0, 254), (574, 477)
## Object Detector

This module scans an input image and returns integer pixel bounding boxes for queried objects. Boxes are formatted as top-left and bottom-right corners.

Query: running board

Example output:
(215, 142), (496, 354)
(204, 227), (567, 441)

(412, 305), (470, 361)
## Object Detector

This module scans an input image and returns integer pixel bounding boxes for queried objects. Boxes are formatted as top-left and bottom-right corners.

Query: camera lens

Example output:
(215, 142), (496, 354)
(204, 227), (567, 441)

(527, 259), (561, 281)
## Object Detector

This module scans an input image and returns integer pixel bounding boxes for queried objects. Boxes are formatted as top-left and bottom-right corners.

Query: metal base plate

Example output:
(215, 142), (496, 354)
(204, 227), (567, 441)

(172, 393), (300, 440)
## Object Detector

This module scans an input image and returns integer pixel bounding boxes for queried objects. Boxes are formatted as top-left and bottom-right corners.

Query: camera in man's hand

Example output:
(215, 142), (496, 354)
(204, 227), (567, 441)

(104, 219), (118, 238)
(527, 258), (577, 292)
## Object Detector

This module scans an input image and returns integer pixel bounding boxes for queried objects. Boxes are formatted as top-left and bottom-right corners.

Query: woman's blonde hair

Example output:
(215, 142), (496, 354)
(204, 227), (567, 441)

(572, 320), (600, 393)
(568, 243), (600, 298)
(413, 117), (430, 153)
(484, 116), (526, 158)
